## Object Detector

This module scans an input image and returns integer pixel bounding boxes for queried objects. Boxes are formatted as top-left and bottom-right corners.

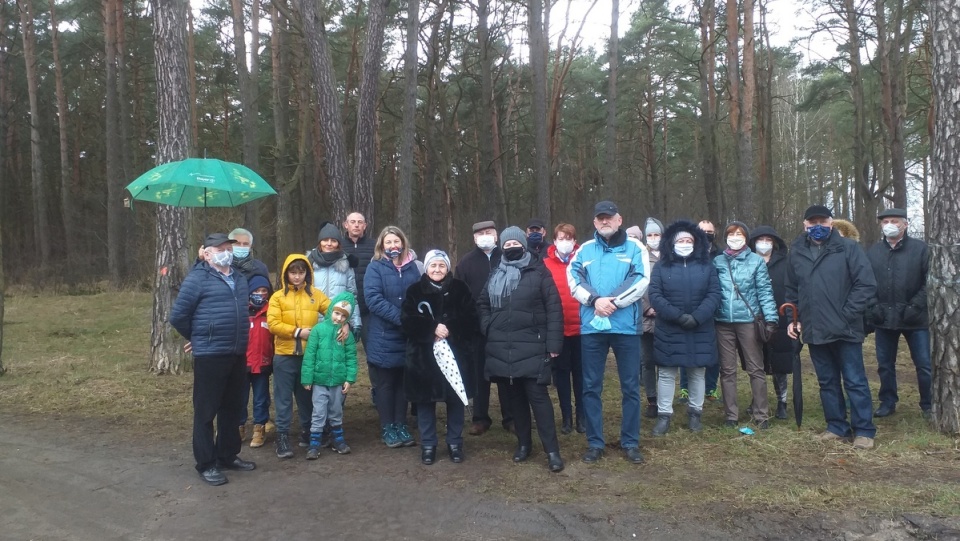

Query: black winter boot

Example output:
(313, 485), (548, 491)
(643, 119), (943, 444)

(688, 408), (703, 433)
(775, 401), (788, 420)
(276, 432), (294, 459)
(652, 414), (671, 437)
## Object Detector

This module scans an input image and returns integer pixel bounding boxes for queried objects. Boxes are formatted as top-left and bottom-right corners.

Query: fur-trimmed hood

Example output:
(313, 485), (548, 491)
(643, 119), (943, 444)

(832, 219), (860, 242)
(659, 220), (712, 266)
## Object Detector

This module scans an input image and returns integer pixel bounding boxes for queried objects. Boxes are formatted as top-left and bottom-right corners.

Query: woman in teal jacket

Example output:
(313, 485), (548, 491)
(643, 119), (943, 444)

(714, 222), (778, 428)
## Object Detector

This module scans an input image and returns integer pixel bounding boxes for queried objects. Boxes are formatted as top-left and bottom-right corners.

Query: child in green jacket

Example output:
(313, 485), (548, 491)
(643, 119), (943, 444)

(302, 292), (358, 457)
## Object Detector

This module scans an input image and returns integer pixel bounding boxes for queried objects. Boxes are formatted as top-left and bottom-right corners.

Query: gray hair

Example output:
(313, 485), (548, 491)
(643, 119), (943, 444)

(229, 228), (253, 244)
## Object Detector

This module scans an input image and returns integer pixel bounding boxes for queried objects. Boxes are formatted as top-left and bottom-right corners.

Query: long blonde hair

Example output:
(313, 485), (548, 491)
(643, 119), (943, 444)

(373, 225), (412, 262)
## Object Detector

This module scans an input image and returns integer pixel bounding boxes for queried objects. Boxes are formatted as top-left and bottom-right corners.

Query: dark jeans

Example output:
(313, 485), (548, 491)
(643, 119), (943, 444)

(473, 338), (512, 427)
(552, 335), (583, 423)
(808, 341), (876, 438)
(273, 355), (312, 434)
(192, 354), (246, 472)
(681, 363), (720, 394)
(240, 371), (271, 425)
(875, 327), (932, 411)
(503, 378), (559, 454)
(416, 399), (466, 447)
(581, 333), (642, 449)
(640, 332), (657, 402)
(369, 364), (407, 427)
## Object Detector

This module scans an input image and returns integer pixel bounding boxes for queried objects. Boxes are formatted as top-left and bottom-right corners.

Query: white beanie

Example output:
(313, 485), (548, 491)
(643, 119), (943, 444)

(423, 249), (451, 269)
(674, 231), (694, 243)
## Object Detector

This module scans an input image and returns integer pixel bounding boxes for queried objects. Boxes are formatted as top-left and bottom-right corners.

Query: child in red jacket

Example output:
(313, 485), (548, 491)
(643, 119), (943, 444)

(244, 275), (275, 448)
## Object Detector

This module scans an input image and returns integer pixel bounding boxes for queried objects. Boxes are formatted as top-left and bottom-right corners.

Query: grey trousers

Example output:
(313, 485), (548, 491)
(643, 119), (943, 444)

(310, 385), (345, 433)
(716, 322), (769, 422)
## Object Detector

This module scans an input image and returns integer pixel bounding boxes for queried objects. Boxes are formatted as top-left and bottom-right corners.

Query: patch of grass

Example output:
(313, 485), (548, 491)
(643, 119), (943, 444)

(2, 291), (958, 516)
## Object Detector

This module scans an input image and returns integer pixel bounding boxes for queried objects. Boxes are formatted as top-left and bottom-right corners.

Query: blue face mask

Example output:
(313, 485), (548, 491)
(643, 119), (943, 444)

(385, 248), (402, 260)
(249, 293), (268, 309)
(233, 246), (250, 259)
(806, 224), (831, 242)
(527, 232), (544, 249)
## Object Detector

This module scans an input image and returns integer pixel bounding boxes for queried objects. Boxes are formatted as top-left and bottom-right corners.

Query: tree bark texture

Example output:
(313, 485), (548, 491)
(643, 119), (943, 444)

(604, 0), (619, 199)
(930, 0), (960, 435)
(396, 0), (418, 232)
(150, 0), (192, 374)
(528, 0), (551, 225)
(105, 0), (124, 283)
(18, 0), (52, 269)
(231, 0), (262, 237)
(49, 0), (74, 262)
(476, 0), (507, 225)
(299, 0), (352, 224)
(698, 0), (721, 223)
(0, 4), (6, 375)
(353, 0), (391, 225)
(738, 0), (756, 220)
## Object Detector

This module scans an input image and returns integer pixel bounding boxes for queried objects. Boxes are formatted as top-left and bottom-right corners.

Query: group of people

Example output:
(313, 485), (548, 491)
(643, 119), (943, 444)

(169, 201), (931, 486)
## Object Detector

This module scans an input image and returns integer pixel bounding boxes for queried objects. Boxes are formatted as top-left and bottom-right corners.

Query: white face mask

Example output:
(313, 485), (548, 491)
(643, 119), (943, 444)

(646, 238), (661, 251)
(475, 234), (497, 251)
(726, 236), (746, 251)
(882, 223), (902, 238)
(211, 250), (234, 267)
(674, 244), (694, 258)
(555, 239), (575, 256)
(755, 241), (774, 255)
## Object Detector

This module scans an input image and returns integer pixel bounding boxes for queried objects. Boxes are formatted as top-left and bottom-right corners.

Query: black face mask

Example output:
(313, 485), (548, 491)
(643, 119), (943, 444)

(503, 247), (525, 261)
(705, 232), (716, 243)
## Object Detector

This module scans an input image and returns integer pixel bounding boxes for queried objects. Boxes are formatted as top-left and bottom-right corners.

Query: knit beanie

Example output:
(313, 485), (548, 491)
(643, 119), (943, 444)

(317, 222), (344, 244)
(248, 275), (272, 293)
(625, 226), (642, 240)
(723, 221), (750, 240)
(645, 218), (663, 236)
(332, 300), (353, 318)
(499, 226), (528, 250)
(674, 231), (694, 243)
(423, 249), (451, 269)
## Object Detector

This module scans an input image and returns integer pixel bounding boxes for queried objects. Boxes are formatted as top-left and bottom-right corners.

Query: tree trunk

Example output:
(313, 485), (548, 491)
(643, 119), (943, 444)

(604, 0), (619, 199)
(842, 0), (876, 227)
(104, 0), (125, 283)
(0, 4), (6, 375)
(738, 0), (756, 220)
(929, 0), (960, 434)
(353, 0), (391, 224)
(149, 0), (192, 374)
(396, 0), (418, 232)
(698, 0), (721, 222)
(231, 0), (262, 237)
(299, 0), (352, 224)
(49, 0), (74, 266)
(271, 0), (295, 264)
(476, 0), (507, 225)
(18, 0), (52, 269)
(528, 0), (551, 224)
(187, 7), (198, 148)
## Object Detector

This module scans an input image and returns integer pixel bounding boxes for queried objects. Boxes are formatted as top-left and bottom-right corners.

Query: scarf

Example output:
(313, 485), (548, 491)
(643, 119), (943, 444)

(486, 251), (531, 308)
(308, 248), (343, 268)
(724, 247), (747, 258)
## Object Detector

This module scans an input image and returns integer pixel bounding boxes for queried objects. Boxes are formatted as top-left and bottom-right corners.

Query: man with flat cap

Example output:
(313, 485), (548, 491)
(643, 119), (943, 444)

(171, 233), (257, 486)
(456, 220), (513, 435)
(786, 205), (878, 449)
(568, 201), (650, 464)
(866, 208), (931, 420)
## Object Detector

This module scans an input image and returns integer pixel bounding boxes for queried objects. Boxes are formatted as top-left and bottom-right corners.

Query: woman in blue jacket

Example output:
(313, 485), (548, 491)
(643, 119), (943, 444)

(648, 221), (721, 435)
(364, 226), (423, 448)
(714, 222), (779, 428)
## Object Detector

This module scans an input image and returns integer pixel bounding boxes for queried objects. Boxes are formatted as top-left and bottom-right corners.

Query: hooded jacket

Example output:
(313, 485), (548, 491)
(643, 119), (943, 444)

(749, 225), (794, 373)
(170, 261), (249, 358)
(267, 254), (332, 356)
(479, 260), (563, 381)
(301, 292), (358, 387)
(306, 249), (362, 330)
(785, 228), (877, 344)
(567, 228), (650, 335)
(401, 273), (479, 403)
(648, 221), (722, 368)
(542, 243), (583, 337)
(866, 233), (929, 330)
(364, 252), (423, 368)
(714, 222), (778, 324)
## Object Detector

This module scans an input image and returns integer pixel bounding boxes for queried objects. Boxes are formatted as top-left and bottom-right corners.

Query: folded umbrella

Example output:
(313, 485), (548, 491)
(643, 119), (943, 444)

(418, 301), (469, 406)
(779, 302), (803, 429)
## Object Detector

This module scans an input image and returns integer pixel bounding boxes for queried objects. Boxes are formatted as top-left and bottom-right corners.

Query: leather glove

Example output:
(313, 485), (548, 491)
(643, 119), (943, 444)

(678, 314), (698, 330)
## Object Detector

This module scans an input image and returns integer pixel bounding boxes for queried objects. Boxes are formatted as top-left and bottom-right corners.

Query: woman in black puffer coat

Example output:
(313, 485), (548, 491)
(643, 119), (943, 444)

(401, 250), (479, 466)
(648, 221), (722, 436)
(478, 227), (564, 473)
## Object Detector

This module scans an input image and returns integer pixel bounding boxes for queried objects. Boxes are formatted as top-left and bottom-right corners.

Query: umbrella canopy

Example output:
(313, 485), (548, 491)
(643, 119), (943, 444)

(125, 158), (277, 207)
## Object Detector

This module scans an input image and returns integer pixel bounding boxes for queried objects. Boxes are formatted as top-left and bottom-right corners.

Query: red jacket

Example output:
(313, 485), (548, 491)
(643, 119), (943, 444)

(542, 244), (582, 337)
(247, 306), (274, 374)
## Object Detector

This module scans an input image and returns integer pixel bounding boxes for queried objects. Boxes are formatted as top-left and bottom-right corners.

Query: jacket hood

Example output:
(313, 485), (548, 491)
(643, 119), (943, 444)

(325, 291), (357, 319)
(660, 220), (711, 266)
(280, 253), (313, 293)
(832, 219), (860, 242)
(748, 225), (787, 252)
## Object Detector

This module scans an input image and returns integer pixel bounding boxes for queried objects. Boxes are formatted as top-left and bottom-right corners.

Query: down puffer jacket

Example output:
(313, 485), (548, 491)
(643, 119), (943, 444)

(478, 262), (563, 381)
(542, 243), (582, 337)
(713, 249), (778, 324)
(268, 254), (332, 356)
(170, 261), (249, 357)
(364, 253), (423, 368)
(648, 221), (722, 368)
(301, 292), (358, 387)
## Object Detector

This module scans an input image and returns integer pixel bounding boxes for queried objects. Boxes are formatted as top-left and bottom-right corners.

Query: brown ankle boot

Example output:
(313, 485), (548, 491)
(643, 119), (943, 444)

(250, 424), (266, 448)
(239, 425), (247, 442)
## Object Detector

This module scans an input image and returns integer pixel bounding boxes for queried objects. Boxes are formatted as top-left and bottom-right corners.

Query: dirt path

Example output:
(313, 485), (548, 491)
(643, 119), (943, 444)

(1, 416), (957, 541)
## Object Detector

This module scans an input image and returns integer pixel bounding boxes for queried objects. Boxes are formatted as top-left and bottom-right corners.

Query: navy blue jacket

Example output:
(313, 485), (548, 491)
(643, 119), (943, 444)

(170, 261), (249, 357)
(866, 234), (929, 330)
(649, 221), (722, 368)
(344, 235), (377, 316)
(364, 256), (423, 368)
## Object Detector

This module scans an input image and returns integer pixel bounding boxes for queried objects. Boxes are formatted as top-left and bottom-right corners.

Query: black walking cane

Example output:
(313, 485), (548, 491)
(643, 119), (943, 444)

(779, 303), (803, 429)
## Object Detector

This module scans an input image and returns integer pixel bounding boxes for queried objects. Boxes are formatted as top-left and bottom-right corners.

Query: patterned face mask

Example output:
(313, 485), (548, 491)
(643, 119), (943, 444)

(211, 250), (234, 267)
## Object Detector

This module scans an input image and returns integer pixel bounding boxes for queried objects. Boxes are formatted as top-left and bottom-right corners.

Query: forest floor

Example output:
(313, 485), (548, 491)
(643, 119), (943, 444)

(1, 291), (960, 540)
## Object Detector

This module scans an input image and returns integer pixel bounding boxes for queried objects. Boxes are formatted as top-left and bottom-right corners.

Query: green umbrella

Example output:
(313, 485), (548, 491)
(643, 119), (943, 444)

(125, 158), (277, 208)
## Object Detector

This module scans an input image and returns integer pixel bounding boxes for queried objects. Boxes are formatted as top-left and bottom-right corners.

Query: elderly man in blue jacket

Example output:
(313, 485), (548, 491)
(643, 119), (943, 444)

(171, 233), (256, 486)
(567, 201), (651, 465)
